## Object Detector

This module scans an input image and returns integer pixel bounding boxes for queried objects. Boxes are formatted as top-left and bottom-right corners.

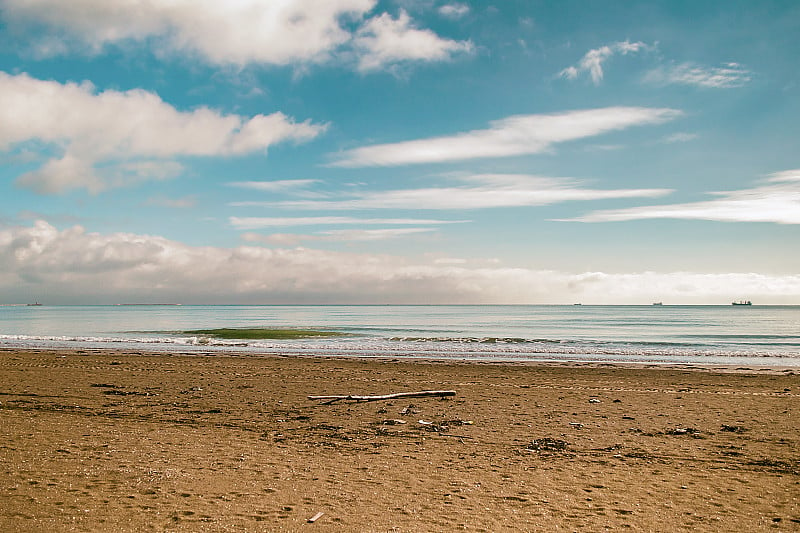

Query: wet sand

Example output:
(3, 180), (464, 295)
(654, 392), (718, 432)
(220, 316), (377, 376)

(0, 348), (798, 531)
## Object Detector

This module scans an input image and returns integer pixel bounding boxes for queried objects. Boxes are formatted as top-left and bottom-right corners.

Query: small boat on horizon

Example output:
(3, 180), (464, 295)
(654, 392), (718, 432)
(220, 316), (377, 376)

(652, 302), (663, 306)
(26, 302), (42, 306)
(732, 300), (752, 306)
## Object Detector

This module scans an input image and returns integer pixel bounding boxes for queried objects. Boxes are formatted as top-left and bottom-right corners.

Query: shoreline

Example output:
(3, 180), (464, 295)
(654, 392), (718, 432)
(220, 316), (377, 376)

(2, 345), (798, 374)
(1, 347), (798, 531)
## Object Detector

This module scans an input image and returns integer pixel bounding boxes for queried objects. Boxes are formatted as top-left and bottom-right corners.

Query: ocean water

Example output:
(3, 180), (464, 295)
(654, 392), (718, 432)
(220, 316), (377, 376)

(1, 305), (799, 367)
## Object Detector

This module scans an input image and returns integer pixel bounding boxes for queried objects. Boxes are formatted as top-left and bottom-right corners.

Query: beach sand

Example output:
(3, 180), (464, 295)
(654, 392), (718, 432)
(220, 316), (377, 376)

(0, 348), (798, 532)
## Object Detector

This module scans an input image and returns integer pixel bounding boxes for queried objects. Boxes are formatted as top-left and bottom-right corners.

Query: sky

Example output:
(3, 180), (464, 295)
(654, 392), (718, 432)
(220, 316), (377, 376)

(0, 0), (798, 305)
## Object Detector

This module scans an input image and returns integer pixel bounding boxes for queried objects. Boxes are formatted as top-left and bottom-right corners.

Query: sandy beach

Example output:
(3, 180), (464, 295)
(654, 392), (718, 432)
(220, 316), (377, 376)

(0, 348), (798, 532)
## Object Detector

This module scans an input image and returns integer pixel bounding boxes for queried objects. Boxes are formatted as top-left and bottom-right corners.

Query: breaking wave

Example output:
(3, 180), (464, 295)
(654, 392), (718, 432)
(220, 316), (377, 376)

(1, 332), (798, 361)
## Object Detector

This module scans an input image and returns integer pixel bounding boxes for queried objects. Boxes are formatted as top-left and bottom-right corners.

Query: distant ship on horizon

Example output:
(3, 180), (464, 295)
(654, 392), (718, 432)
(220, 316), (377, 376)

(732, 300), (752, 306)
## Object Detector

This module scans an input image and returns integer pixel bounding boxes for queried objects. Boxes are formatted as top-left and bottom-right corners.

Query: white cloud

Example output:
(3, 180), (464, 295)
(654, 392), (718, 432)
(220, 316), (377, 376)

(229, 216), (467, 230)
(14, 153), (106, 194)
(263, 174), (672, 211)
(228, 180), (320, 192)
(330, 106), (681, 167)
(1, 0), (470, 71)
(241, 233), (311, 246)
(438, 3), (470, 19)
(320, 227), (435, 240)
(1, 0), (370, 64)
(662, 132), (698, 143)
(2, 220), (798, 304)
(565, 170), (800, 224)
(0, 72), (325, 194)
(559, 40), (650, 85)
(243, 227), (435, 245)
(13, 211), (80, 225)
(433, 257), (467, 265)
(643, 62), (752, 88)
(584, 144), (623, 152)
(146, 195), (197, 209)
(353, 9), (473, 72)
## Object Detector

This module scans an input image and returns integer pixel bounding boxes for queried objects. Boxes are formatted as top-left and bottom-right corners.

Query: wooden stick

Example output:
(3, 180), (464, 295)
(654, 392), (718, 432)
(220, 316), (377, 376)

(308, 390), (456, 403)
(307, 511), (324, 523)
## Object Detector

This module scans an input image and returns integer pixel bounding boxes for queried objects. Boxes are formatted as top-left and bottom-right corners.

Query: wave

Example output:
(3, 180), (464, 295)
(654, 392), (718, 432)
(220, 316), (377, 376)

(386, 336), (751, 348)
(2, 333), (798, 360)
(388, 336), (552, 344)
(0, 333), (250, 347)
(678, 334), (800, 340)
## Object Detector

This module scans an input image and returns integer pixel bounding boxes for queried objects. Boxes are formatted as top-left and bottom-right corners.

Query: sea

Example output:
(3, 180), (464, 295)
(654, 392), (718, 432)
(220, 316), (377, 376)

(1, 305), (799, 367)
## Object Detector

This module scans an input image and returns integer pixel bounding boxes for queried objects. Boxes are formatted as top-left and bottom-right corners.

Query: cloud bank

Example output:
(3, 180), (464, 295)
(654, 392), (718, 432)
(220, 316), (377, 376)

(1, 0), (471, 71)
(2, 221), (798, 305)
(330, 107), (681, 167)
(0, 72), (325, 194)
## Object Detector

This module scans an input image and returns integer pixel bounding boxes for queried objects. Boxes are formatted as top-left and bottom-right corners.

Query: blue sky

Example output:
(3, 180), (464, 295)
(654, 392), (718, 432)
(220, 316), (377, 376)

(0, 0), (798, 304)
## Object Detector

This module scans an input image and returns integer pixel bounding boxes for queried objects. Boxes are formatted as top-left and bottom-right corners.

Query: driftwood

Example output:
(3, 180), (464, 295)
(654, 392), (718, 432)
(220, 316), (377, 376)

(308, 390), (456, 404)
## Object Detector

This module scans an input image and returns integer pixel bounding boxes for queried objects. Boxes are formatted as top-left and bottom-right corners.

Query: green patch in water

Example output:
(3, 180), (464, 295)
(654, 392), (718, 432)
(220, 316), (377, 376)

(182, 328), (344, 340)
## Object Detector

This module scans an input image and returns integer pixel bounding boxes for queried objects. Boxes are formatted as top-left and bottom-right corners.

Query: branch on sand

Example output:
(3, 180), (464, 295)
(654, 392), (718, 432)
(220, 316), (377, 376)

(308, 390), (456, 404)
